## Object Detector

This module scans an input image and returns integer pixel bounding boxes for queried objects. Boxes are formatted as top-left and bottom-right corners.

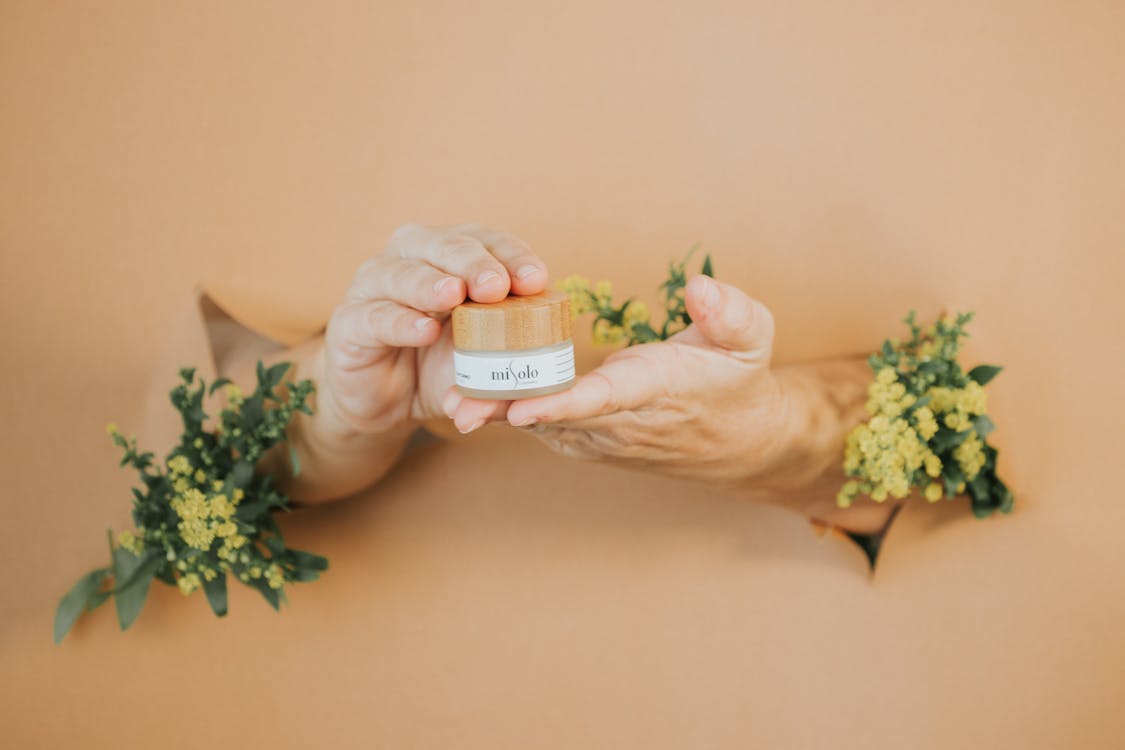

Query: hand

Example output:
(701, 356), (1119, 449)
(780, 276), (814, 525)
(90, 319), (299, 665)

(258, 222), (549, 503)
(444, 275), (802, 485)
(322, 222), (548, 434)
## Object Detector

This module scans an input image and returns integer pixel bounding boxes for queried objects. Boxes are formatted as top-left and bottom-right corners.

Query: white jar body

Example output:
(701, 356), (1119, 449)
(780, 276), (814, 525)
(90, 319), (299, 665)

(453, 341), (576, 400)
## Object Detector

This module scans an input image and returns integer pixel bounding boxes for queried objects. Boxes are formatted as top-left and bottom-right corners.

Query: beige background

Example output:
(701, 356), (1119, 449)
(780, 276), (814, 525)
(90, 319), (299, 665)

(3, 1), (1124, 747)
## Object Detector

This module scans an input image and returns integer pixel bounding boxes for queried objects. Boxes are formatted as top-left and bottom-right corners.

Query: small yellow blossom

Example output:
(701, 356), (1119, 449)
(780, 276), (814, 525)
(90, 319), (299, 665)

(954, 432), (986, 480)
(913, 407), (939, 441)
(193, 469), (207, 484)
(592, 318), (626, 345)
(557, 275), (594, 315)
(105, 423), (119, 436)
(176, 572), (201, 595)
(118, 529), (144, 554)
(266, 564), (285, 590)
(924, 482), (943, 502)
(167, 455), (191, 476)
(210, 494), (235, 519)
(622, 300), (650, 332)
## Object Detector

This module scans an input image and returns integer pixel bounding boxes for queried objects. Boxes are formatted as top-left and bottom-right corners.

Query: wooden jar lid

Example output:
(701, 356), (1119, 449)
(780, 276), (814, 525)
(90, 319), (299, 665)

(452, 292), (572, 352)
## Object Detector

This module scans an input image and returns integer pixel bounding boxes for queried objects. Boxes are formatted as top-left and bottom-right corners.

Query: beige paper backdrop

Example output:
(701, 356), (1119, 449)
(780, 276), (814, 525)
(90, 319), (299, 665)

(2, 1), (1124, 747)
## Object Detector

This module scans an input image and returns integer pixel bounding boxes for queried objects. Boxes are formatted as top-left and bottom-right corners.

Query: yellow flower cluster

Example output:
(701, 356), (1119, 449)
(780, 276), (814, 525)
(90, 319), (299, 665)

(928, 381), (987, 432)
(558, 273), (652, 344)
(167, 455), (247, 557)
(558, 274), (597, 316)
(839, 367), (944, 507)
(118, 529), (144, 555)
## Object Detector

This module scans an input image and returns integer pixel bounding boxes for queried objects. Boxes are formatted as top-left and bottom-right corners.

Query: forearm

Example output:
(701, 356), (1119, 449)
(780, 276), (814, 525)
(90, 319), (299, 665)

(751, 358), (896, 534)
(231, 337), (416, 504)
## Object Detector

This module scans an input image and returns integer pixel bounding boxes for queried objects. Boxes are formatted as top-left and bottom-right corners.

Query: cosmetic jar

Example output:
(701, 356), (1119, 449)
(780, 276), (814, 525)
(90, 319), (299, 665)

(452, 292), (576, 400)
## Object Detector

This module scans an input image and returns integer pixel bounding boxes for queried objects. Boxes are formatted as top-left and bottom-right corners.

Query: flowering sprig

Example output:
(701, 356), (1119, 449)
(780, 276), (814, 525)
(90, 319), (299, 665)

(54, 362), (325, 643)
(838, 312), (1013, 518)
(558, 246), (714, 345)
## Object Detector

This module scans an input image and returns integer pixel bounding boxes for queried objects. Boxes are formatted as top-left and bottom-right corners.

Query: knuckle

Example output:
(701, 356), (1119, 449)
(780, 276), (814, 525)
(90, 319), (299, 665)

(438, 236), (487, 266)
(390, 222), (423, 242)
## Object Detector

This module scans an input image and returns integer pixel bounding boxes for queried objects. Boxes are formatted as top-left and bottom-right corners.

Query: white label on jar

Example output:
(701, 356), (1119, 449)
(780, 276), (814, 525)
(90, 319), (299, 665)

(454, 345), (575, 391)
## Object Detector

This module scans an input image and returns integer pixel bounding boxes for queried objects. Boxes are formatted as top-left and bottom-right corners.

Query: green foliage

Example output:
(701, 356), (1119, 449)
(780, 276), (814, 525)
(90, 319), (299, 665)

(558, 245), (714, 346)
(54, 362), (322, 643)
(840, 311), (1014, 519)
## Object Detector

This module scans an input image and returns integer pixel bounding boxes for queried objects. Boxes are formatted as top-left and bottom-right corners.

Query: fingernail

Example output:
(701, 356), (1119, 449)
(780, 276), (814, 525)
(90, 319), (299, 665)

(459, 418), (485, 434)
(415, 316), (435, 331)
(699, 276), (720, 311)
(434, 276), (458, 295)
(516, 264), (541, 281)
(476, 270), (501, 287)
(441, 390), (463, 417)
(509, 415), (538, 428)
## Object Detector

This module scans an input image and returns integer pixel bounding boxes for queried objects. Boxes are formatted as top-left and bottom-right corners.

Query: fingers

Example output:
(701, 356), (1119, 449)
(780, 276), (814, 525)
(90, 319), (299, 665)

(683, 275), (774, 360)
(465, 228), (548, 296)
(440, 387), (511, 433)
(328, 300), (441, 362)
(389, 223), (547, 302)
(505, 353), (664, 426)
(347, 256), (466, 313)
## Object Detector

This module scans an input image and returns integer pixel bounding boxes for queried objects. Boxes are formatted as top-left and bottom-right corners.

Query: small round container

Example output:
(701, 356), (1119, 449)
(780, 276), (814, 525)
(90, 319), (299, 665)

(452, 292), (576, 400)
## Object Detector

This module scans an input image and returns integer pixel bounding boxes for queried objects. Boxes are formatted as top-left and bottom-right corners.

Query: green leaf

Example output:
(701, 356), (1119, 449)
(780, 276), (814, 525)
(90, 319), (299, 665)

(111, 550), (162, 593)
(930, 428), (969, 453)
(54, 568), (110, 644)
(208, 377), (232, 396)
(249, 578), (281, 611)
(968, 365), (1003, 385)
(229, 460), (255, 488)
(287, 441), (302, 477)
(112, 547), (157, 631)
(972, 414), (996, 438)
(942, 462), (966, 497)
(701, 254), (714, 278)
(202, 574), (228, 617)
(289, 549), (329, 572)
(263, 362), (291, 389)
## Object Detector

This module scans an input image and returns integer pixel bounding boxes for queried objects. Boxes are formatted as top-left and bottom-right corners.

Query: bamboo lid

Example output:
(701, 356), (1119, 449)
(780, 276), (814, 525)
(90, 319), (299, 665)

(452, 292), (572, 352)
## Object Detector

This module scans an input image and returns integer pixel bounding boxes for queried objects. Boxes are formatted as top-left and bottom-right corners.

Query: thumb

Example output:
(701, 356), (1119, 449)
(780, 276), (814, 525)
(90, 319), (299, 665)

(683, 275), (774, 358)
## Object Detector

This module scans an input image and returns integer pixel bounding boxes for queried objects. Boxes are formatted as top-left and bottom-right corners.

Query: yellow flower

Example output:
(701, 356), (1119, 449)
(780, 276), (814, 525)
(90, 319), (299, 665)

(593, 280), (613, 302)
(232, 488), (245, 504)
(913, 407), (939, 441)
(192, 437), (204, 449)
(924, 482), (943, 502)
(953, 432), (986, 480)
(592, 318), (626, 345)
(176, 572), (201, 596)
(266, 564), (285, 590)
(105, 423), (119, 436)
(167, 455), (191, 476)
(944, 412), (971, 431)
(172, 488), (210, 521)
(193, 469), (207, 484)
(178, 518), (215, 551)
(836, 480), (860, 508)
(214, 520), (238, 538)
(924, 452), (942, 478)
(118, 529), (144, 554)
(557, 275), (594, 315)
(622, 300), (650, 332)
(210, 494), (235, 519)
